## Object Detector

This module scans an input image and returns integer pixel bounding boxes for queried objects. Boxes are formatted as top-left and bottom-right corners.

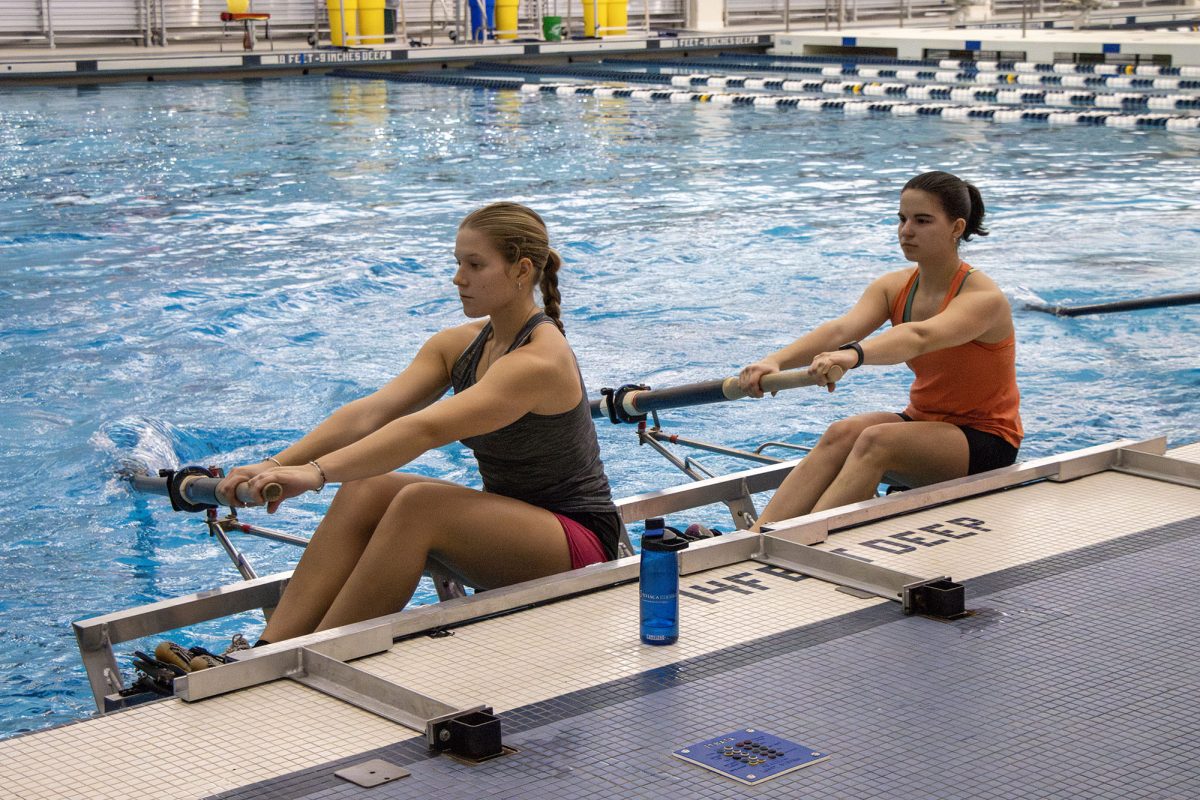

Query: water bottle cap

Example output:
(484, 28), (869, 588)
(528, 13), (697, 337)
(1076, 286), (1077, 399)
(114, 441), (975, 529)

(644, 517), (665, 530)
(641, 531), (689, 552)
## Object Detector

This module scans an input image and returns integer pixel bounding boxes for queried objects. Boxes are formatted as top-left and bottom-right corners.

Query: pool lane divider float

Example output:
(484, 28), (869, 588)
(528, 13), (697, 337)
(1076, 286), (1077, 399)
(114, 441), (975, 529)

(604, 57), (1200, 90)
(667, 75), (1200, 113)
(332, 69), (1200, 129)
(466, 59), (1200, 114)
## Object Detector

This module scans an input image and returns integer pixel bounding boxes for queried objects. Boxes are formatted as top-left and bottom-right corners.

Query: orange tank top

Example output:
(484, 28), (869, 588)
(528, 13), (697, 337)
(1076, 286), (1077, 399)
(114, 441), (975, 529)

(889, 263), (1023, 449)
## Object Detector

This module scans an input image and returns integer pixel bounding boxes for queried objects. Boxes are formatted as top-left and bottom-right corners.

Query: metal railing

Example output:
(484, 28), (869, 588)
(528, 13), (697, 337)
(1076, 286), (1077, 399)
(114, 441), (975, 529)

(725, 0), (1187, 29)
(0, 0), (683, 47)
(2, 0), (1191, 47)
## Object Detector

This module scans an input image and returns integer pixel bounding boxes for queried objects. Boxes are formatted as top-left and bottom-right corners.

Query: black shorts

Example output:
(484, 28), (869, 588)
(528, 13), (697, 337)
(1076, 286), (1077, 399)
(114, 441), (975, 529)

(897, 413), (1019, 475)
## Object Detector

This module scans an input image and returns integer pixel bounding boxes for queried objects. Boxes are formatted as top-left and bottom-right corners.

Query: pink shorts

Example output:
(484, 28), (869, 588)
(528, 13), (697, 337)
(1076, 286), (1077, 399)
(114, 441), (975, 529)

(554, 512), (608, 569)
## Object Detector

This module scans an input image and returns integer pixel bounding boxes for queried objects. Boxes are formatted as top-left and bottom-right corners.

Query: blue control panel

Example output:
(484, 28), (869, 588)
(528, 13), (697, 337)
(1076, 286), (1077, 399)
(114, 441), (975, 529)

(672, 728), (829, 786)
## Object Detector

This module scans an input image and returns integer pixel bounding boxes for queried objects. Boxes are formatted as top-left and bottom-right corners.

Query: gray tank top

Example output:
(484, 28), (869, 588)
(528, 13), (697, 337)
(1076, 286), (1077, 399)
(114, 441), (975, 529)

(450, 312), (617, 518)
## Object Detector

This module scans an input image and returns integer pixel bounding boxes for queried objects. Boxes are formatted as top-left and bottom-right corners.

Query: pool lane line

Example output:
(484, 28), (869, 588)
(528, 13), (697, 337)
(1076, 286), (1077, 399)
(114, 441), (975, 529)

(600, 57), (1200, 91)
(330, 68), (1200, 130)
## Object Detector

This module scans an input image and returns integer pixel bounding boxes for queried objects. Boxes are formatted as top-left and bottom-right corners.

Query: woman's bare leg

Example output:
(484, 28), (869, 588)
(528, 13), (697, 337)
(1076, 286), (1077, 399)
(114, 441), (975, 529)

(261, 472), (454, 643)
(752, 412), (904, 531)
(315, 483), (573, 632)
(812, 421), (970, 512)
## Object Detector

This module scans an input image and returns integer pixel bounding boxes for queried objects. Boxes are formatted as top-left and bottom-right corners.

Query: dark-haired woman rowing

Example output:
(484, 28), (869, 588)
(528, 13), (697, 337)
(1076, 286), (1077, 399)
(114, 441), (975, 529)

(738, 171), (1023, 529)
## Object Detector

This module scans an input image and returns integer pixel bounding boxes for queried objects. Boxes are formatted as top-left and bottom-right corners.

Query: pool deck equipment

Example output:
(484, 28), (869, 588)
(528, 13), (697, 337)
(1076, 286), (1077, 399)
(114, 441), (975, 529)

(2, 433), (1198, 798)
(3, 10), (1200, 86)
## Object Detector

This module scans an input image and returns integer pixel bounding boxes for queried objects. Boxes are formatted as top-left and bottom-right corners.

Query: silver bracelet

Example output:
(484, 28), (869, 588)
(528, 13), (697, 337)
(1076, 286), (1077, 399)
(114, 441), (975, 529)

(308, 460), (327, 492)
(264, 456), (283, 468)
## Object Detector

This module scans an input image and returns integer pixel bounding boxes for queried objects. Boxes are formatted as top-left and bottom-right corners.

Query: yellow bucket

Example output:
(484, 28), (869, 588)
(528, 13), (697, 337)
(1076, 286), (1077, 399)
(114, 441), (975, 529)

(358, 0), (386, 44)
(327, 0), (359, 45)
(582, 0), (606, 36)
(604, 0), (627, 35)
(494, 0), (519, 39)
(226, 0), (250, 12)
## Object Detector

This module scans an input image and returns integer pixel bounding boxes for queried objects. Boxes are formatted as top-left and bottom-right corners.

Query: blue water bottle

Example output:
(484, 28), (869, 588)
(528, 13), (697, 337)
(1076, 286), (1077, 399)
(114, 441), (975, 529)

(640, 517), (689, 645)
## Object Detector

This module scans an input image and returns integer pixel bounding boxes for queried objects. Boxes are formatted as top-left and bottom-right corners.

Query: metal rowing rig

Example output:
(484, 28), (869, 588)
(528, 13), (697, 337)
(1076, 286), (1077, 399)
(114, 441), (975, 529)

(75, 365), (1200, 762)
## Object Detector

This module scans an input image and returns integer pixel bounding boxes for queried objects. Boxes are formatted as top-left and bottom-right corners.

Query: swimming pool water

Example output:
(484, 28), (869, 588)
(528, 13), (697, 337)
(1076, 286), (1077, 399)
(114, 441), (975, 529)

(1, 76), (1198, 738)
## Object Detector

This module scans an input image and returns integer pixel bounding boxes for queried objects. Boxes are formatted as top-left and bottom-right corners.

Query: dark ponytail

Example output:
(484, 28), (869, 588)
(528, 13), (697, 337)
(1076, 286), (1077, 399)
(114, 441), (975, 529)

(903, 171), (989, 242)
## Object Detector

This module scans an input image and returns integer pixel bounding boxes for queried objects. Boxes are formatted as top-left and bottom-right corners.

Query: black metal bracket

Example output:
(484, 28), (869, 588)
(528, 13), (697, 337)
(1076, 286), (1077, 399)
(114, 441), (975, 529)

(908, 579), (966, 619)
(104, 688), (165, 713)
(428, 708), (504, 761)
(159, 465), (217, 513)
(204, 466), (231, 525)
(599, 383), (650, 424)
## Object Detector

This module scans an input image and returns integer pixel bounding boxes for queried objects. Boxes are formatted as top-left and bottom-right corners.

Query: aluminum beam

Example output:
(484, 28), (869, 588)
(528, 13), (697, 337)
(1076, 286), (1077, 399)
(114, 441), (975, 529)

(616, 459), (798, 523)
(175, 623), (393, 702)
(1113, 449), (1200, 490)
(757, 533), (943, 612)
(290, 648), (464, 730)
(178, 626), (488, 740)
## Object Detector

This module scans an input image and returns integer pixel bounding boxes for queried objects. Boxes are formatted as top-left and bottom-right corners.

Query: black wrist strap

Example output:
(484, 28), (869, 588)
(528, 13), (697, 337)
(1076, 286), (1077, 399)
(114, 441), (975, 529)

(838, 341), (864, 369)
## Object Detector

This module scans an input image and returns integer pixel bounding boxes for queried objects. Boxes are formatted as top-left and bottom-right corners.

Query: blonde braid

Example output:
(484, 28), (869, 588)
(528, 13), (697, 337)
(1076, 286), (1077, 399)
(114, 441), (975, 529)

(540, 248), (565, 333)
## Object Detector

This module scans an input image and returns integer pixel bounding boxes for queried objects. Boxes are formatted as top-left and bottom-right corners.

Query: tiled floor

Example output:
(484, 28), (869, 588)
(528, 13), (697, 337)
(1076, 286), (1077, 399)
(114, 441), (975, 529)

(0, 682), (409, 800)
(214, 511), (1200, 799)
(1170, 440), (1200, 463)
(0, 454), (1197, 799)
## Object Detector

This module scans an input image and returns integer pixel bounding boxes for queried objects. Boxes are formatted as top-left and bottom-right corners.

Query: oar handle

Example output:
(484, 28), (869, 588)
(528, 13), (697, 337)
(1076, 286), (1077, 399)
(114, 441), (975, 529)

(721, 365), (845, 401)
(219, 479), (284, 507)
(128, 470), (283, 512)
(170, 475), (283, 507)
(190, 476), (283, 507)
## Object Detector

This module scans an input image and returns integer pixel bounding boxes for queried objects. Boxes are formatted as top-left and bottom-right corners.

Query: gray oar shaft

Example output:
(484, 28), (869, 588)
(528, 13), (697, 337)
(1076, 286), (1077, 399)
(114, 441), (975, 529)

(1026, 291), (1200, 317)
(129, 473), (281, 507)
(591, 367), (838, 420)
